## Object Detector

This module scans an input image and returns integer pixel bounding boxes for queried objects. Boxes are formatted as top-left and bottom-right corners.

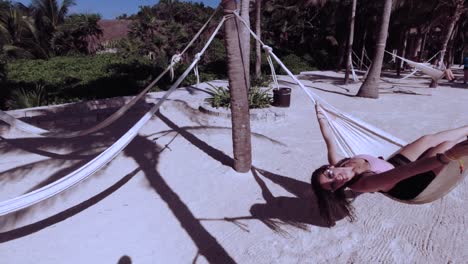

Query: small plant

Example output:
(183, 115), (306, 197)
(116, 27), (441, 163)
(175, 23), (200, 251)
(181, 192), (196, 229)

(204, 83), (232, 109)
(204, 83), (272, 109)
(6, 83), (48, 109)
(248, 86), (273, 109)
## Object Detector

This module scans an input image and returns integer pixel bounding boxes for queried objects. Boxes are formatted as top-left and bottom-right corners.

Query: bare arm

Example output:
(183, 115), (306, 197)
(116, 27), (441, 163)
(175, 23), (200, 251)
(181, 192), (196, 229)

(352, 140), (468, 193)
(316, 104), (344, 164)
(351, 156), (444, 192)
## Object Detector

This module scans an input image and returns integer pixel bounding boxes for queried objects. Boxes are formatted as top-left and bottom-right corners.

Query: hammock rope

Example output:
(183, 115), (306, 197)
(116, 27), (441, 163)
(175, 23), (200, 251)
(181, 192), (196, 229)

(386, 50), (445, 80)
(262, 45), (280, 89)
(0, 6), (221, 139)
(0, 15), (227, 216)
(232, 11), (406, 159)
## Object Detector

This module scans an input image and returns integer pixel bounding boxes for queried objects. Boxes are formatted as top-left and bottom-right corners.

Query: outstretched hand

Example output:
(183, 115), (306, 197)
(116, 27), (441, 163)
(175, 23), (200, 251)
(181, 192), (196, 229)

(316, 103), (338, 121)
(315, 103), (327, 121)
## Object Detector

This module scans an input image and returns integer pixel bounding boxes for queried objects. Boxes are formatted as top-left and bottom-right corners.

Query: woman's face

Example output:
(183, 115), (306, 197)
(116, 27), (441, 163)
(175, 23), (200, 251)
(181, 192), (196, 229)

(318, 166), (355, 191)
(318, 159), (368, 191)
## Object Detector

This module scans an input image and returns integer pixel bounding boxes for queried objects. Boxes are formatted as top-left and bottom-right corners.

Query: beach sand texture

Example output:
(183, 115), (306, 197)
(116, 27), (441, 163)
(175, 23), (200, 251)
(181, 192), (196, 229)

(0, 71), (467, 263)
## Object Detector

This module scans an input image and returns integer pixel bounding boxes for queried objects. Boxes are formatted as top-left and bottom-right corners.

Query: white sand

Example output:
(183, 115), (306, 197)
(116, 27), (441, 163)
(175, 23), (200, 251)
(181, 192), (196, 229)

(0, 71), (467, 264)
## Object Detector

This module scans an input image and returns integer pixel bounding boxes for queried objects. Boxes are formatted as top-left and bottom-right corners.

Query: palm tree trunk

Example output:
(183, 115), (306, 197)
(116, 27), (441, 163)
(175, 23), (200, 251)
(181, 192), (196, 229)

(221, 0), (252, 173)
(255, 0), (262, 79)
(396, 30), (408, 77)
(438, 0), (465, 64)
(344, 0), (357, 84)
(433, 0), (464, 87)
(239, 0), (251, 90)
(357, 0), (393, 99)
(359, 29), (367, 70)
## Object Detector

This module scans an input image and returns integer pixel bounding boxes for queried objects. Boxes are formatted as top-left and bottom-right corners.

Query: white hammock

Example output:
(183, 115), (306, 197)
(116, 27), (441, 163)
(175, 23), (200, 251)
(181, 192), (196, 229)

(0, 16), (227, 216)
(387, 51), (445, 80)
(233, 11), (467, 204)
(0, 7), (220, 138)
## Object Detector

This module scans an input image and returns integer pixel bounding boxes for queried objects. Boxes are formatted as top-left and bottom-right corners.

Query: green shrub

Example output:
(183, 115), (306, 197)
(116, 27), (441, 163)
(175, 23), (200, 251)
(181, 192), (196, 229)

(204, 84), (232, 108)
(248, 86), (273, 109)
(0, 54), (5, 83)
(278, 53), (313, 74)
(251, 74), (272, 87)
(6, 83), (48, 109)
(0, 55), (6, 109)
(204, 84), (272, 109)
(4, 54), (163, 109)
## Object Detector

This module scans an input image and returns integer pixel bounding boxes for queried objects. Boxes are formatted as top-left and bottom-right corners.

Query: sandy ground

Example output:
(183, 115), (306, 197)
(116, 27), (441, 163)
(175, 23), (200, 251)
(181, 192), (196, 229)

(0, 69), (467, 264)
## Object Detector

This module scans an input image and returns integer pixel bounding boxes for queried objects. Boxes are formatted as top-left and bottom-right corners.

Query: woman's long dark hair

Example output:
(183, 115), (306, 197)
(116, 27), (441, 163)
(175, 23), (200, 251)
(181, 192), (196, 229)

(310, 158), (356, 227)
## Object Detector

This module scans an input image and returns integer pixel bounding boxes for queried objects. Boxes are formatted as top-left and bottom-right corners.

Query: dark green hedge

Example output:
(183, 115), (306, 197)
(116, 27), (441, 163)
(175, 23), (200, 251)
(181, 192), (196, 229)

(3, 54), (170, 109)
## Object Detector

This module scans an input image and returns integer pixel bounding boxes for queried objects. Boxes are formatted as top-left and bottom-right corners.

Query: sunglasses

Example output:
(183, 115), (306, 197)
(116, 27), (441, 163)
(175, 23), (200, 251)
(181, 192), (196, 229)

(325, 168), (336, 179)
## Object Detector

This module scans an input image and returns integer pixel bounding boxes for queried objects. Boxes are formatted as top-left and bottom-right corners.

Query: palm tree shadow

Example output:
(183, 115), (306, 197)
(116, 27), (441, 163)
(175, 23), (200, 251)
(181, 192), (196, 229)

(124, 135), (236, 264)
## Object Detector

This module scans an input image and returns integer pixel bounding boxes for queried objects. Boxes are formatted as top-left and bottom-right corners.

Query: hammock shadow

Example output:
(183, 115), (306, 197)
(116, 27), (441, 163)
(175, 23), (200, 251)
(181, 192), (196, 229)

(0, 105), (148, 187)
(0, 99), (154, 139)
(0, 168), (140, 243)
(438, 82), (468, 89)
(277, 78), (356, 97)
(0, 107), (152, 230)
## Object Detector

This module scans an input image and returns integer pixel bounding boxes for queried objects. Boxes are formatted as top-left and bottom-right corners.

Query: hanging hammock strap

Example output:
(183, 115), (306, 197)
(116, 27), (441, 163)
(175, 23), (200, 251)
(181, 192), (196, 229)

(0, 14), (227, 216)
(262, 45), (279, 89)
(0, 6), (221, 139)
(193, 53), (202, 87)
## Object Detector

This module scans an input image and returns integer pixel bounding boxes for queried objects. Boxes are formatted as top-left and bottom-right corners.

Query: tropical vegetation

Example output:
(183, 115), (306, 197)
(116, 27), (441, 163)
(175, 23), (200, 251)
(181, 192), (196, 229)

(0, 0), (467, 107)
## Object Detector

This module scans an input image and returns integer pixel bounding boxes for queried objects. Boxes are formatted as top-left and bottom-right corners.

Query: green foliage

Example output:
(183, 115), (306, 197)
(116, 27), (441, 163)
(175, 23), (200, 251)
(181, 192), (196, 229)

(204, 84), (272, 109)
(4, 54), (161, 109)
(0, 53), (6, 108)
(278, 53), (313, 74)
(251, 74), (272, 87)
(6, 83), (47, 109)
(248, 86), (273, 109)
(0, 53), (5, 82)
(204, 84), (231, 109)
(128, 1), (219, 62)
(51, 13), (102, 55)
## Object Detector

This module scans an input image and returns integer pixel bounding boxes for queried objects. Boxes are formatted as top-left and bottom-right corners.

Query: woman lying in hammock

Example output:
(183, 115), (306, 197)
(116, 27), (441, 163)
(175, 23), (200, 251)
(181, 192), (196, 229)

(310, 103), (468, 226)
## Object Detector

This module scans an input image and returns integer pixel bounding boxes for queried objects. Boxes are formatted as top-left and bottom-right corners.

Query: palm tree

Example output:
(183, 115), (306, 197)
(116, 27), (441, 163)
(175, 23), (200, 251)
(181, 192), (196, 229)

(31, 0), (75, 32)
(428, 0), (466, 87)
(29, 0), (75, 56)
(255, 0), (262, 79)
(0, 3), (48, 58)
(357, 0), (393, 98)
(344, 0), (357, 84)
(239, 0), (251, 89)
(438, 0), (466, 63)
(222, 0), (252, 172)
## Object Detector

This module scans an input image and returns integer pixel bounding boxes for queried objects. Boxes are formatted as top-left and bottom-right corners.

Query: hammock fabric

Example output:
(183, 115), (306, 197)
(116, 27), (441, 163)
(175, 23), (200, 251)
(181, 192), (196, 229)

(387, 51), (445, 81)
(233, 11), (467, 204)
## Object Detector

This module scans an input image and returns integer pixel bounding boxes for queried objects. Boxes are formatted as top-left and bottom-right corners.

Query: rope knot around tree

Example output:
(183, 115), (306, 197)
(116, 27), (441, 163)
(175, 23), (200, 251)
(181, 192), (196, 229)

(262, 45), (273, 53)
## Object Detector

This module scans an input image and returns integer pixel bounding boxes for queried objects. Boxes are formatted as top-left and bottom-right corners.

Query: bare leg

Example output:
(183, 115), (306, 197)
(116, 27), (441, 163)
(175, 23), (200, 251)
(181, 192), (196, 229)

(417, 140), (458, 174)
(445, 70), (453, 81)
(397, 125), (468, 161)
